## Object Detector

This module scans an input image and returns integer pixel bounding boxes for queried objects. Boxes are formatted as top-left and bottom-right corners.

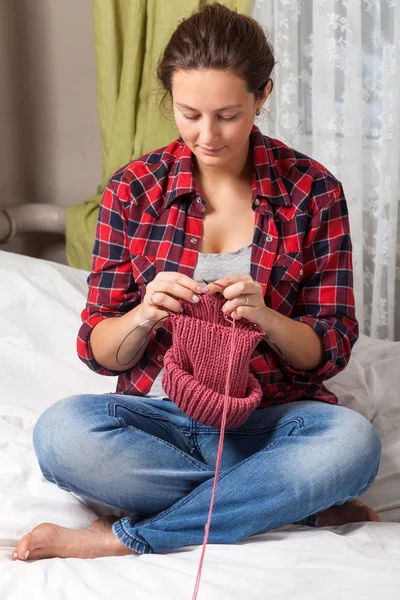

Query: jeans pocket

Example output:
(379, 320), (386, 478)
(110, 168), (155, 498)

(113, 400), (197, 457)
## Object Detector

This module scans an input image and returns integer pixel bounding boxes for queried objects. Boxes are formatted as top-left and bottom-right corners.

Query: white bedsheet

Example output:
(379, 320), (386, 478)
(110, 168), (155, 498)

(0, 249), (399, 600)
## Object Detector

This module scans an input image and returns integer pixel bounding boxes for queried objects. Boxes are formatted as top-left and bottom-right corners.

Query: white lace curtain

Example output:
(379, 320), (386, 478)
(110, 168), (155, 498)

(252, 0), (400, 341)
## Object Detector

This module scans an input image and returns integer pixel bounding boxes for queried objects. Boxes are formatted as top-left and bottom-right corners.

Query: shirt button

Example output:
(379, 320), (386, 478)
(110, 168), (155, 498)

(196, 196), (202, 203)
(266, 234), (273, 243)
(299, 269), (303, 276)
(157, 355), (164, 362)
(254, 199), (260, 206)
(190, 237), (197, 244)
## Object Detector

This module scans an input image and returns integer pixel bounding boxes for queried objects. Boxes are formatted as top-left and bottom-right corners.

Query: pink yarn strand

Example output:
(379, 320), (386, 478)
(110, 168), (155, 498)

(191, 318), (237, 600)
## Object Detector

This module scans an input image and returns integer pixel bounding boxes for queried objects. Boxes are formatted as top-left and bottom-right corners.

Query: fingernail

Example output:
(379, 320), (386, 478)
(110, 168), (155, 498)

(13, 551), (18, 559)
(192, 295), (200, 302)
(24, 550), (29, 560)
(195, 286), (207, 293)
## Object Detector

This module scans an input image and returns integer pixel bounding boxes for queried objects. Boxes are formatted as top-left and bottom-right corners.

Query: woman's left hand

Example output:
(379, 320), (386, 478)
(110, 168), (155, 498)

(204, 274), (268, 329)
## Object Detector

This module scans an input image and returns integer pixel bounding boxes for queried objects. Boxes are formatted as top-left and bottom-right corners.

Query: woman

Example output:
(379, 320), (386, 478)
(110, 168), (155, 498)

(13, 3), (381, 562)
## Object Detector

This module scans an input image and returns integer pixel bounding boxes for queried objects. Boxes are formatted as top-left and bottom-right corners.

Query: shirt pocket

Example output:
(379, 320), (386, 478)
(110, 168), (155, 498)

(268, 252), (304, 315)
(270, 252), (304, 284)
(131, 255), (157, 291)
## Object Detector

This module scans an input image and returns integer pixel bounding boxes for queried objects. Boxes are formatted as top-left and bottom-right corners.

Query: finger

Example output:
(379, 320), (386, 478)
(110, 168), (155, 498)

(222, 295), (252, 315)
(158, 272), (208, 294)
(166, 280), (204, 303)
(150, 280), (203, 304)
(220, 281), (252, 300)
(149, 292), (184, 314)
(226, 281), (264, 302)
(205, 275), (251, 297)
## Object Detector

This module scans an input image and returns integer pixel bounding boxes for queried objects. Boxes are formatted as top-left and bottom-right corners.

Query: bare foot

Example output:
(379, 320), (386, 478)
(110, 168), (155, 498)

(11, 515), (138, 561)
(316, 499), (380, 527)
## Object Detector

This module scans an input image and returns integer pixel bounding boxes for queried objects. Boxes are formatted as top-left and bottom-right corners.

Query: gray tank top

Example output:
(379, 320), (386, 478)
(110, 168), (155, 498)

(146, 243), (252, 398)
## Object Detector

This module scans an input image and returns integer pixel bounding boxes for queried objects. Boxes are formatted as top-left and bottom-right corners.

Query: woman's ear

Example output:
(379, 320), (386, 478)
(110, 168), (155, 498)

(263, 78), (273, 101)
(256, 79), (272, 113)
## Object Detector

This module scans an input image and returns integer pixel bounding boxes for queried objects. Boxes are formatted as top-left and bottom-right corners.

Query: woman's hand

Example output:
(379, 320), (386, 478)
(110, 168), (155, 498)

(205, 274), (268, 330)
(138, 272), (208, 329)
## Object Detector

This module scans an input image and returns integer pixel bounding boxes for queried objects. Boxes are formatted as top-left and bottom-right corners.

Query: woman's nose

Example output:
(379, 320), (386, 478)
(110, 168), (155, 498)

(199, 120), (220, 145)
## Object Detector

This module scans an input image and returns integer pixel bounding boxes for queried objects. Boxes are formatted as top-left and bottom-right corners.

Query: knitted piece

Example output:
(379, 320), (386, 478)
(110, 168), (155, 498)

(162, 293), (265, 428)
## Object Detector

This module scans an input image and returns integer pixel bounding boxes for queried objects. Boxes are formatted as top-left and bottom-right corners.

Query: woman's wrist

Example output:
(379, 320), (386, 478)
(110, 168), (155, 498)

(259, 306), (324, 371)
(258, 306), (275, 336)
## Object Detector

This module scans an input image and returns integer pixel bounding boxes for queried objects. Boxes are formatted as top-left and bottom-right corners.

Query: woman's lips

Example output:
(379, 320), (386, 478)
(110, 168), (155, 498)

(200, 146), (225, 154)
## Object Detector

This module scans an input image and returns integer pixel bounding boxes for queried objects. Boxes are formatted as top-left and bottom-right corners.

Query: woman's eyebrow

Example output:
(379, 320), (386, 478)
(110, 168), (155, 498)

(176, 103), (243, 111)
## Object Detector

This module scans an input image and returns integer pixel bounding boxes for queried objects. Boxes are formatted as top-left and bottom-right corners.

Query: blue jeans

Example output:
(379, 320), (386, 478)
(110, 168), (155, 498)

(32, 394), (381, 555)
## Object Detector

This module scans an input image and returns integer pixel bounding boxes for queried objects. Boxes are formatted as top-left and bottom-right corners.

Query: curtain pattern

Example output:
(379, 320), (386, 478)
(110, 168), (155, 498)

(253, 0), (400, 340)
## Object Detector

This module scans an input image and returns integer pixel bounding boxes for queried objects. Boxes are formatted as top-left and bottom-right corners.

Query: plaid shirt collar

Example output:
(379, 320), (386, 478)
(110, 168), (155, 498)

(160, 124), (292, 216)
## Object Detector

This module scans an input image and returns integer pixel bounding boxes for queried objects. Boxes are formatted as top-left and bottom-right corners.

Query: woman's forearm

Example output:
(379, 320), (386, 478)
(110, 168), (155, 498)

(259, 307), (324, 371)
(90, 304), (153, 372)
(90, 301), (324, 373)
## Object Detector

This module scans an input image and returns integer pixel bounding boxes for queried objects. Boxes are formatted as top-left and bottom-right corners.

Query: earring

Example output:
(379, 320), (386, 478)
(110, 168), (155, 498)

(256, 108), (261, 116)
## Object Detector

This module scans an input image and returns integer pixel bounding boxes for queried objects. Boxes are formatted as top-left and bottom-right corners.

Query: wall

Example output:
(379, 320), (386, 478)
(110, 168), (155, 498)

(0, 0), (102, 263)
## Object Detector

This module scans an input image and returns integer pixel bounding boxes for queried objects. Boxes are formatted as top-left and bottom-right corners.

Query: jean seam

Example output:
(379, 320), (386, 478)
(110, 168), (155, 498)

(194, 416), (305, 436)
(41, 472), (57, 483)
(190, 434), (209, 464)
(109, 401), (191, 432)
(113, 520), (154, 554)
(111, 400), (188, 425)
(123, 424), (211, 472)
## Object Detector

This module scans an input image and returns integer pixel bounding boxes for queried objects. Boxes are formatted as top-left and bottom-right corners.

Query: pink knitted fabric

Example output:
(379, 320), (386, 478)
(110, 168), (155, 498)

(162, 293), (265, 428)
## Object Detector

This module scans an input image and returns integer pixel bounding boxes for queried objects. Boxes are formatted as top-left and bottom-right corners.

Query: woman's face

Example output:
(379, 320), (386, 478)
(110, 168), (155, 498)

(172, 69), (268, 171)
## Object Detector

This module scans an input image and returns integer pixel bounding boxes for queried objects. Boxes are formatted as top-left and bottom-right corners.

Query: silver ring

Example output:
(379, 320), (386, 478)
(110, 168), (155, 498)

(244, 295), (249, 306)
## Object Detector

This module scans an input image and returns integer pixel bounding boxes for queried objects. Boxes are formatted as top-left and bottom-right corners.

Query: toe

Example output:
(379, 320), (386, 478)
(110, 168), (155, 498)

(367, 507), (380, 522)
(354, 500), (380, 522)
(14, 534), (31, 561)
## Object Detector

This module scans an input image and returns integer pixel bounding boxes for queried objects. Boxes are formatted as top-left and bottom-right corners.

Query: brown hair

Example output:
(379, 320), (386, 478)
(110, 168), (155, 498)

(156, 2), (276, 118)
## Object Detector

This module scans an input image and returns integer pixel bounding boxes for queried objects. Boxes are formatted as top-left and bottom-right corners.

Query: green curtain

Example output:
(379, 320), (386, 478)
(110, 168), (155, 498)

(66, 0), (253, 271)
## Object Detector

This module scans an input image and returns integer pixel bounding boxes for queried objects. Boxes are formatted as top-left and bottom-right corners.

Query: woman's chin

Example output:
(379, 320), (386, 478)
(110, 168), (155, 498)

(194, 149), (230, 167)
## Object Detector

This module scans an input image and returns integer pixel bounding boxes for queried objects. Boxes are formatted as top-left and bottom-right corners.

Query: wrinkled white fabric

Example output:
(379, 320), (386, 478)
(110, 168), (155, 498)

(0, 250), (399, 599)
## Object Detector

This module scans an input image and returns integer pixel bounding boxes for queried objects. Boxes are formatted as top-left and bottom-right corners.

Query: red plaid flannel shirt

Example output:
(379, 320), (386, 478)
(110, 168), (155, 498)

(77, 124), (359, 408)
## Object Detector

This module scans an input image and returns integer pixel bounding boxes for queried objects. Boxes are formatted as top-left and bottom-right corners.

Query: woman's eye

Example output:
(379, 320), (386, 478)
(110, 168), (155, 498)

(183, 114), (239, 121)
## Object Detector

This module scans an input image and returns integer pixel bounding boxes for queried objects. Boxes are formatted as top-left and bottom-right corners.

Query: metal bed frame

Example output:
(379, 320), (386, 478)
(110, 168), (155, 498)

(0, 204), (67, 245)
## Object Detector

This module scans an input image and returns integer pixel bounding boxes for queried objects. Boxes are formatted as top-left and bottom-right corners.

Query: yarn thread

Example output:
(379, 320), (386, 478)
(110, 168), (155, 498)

(191, 315), (237, 600)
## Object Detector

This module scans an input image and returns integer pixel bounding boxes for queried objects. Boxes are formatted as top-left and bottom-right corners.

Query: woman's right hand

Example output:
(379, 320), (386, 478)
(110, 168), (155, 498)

(137, 272), (208, 330)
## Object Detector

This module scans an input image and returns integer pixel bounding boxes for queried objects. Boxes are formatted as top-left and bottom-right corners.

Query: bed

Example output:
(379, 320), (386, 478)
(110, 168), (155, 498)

(1, 248), (399, 600)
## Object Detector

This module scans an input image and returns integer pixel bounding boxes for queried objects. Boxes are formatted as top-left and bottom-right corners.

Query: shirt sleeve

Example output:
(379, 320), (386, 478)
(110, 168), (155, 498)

(76, 179), (142, 376)
(280, 181), (359, 387)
